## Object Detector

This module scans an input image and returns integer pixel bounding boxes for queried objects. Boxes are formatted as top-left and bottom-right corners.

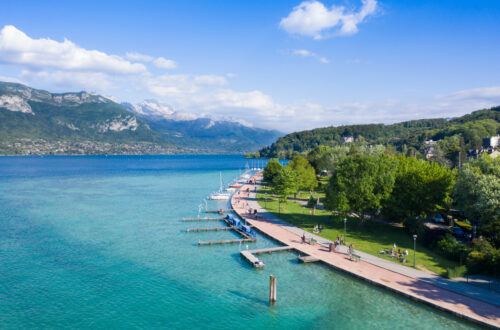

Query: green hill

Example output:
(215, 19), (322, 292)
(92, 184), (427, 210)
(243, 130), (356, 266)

(258, 106), (500, 161)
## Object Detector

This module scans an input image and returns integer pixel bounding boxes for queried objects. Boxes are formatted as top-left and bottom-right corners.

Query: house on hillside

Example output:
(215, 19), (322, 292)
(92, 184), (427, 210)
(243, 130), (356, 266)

(425, 139), (437, 146)
(425, 147), (436, 159)
(343, 136), (354, 143)
(483, 135), (499, 149)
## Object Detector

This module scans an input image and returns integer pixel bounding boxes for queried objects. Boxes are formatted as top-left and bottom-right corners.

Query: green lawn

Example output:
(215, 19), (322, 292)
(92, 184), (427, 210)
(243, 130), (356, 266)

(256, 187), (458, 276)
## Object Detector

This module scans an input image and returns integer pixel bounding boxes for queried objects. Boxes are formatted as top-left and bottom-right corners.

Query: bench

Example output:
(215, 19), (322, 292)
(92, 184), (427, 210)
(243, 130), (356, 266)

(350, 253), (361, 262)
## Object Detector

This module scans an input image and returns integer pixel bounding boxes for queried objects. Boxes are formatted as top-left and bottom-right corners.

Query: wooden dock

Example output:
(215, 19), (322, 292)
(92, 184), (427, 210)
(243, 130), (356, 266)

(182, 217), (225, 221)
(249, 246), (293, 254)
(241, 250), (264, 268)
(186, 227), (233, 232)
(240, 246), (293, 268)
(199, 238), (255, 246)
(298, 255), (320, 263)
(205, 209), (232, 213)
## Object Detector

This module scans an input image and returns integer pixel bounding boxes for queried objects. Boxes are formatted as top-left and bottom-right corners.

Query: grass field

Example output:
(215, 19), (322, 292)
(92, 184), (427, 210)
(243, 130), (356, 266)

(256, 187), (458, 276)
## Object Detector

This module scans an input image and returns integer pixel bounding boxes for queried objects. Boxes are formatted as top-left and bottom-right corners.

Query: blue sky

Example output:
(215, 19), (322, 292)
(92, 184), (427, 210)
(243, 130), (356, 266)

(0, 0), (499, 132)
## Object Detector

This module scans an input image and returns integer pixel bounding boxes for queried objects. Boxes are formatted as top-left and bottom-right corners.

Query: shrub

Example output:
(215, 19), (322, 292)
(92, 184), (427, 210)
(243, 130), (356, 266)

(422, 227), (449, 248)
(446, 265), (467, 279)
(436, 234), (468, 262)
(403, 217), (426, 237)
(306, 196), (318, 208)
(466, 251), (487, 275)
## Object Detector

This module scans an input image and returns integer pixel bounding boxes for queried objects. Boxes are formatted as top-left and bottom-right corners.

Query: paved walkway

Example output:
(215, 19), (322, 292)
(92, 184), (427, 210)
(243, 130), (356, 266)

(231, 173), (500, 329)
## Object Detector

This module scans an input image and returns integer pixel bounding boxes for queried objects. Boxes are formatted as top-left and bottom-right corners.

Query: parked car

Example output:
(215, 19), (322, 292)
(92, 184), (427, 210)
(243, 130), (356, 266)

(453, 226), (465, 238)
(432, 214), (445, 223)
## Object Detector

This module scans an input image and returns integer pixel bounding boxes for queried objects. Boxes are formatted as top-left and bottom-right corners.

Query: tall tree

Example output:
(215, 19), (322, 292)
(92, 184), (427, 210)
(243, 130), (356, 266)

(324, 154), (396, 220)
(453, 155), (500, 242)
(383, 156), (456, 221)
(286, 155), (318, 191)
(263, 158), (283, 182)
(272, 167), (298, 204)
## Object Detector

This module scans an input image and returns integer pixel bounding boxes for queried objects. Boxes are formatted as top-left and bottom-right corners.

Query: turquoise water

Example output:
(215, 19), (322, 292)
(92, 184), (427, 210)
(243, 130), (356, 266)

(0, 155), (475, 329)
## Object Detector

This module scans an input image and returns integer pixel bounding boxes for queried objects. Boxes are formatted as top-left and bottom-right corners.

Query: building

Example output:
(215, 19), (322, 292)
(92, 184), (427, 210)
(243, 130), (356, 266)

(483, 136), (500, 149)
(343, 136), (354, 143)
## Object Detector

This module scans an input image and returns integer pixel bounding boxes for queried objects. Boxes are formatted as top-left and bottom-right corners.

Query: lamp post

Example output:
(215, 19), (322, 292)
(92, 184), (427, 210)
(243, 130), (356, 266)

(265, 192), (267, 208)
(344, 218), (347, 245)
(413, 234), (417, 267)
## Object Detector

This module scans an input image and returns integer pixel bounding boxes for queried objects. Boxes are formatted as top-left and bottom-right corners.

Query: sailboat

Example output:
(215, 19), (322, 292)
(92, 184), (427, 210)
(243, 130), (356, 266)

(209, 172), (231, 200)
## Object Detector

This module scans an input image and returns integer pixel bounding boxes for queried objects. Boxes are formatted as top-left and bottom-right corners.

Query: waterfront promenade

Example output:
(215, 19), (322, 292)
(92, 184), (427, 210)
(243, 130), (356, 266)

(231, 173), (500, 328)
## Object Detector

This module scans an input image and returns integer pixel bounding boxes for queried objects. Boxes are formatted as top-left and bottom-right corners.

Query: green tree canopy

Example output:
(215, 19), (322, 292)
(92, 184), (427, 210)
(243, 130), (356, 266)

(453, 155), (500, 242)
(286, 155), (318, 191)
(324, 154), (396, 220)
(383, 156), (456, 221)
(263, 158), (283, 182)
(272, 166), (298, 203)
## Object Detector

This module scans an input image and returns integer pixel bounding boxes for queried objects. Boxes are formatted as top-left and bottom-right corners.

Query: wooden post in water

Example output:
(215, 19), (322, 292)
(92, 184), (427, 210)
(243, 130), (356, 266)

(269, 275), (277, 304)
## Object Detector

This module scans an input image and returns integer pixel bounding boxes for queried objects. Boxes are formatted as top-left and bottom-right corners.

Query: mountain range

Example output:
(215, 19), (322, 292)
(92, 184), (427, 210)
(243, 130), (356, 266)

(0, 81), (282, 155)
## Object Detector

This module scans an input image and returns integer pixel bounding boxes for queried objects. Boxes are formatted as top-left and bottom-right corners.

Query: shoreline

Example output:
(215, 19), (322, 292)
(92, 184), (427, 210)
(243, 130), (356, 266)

(231, 171), (500, 329)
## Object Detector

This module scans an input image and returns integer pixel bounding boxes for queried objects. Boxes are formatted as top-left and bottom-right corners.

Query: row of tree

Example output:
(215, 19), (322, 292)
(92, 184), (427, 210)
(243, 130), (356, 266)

(264, 153), (499, 246)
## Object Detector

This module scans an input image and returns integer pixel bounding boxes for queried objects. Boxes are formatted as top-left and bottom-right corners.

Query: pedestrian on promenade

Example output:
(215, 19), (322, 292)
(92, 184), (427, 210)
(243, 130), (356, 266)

(341, 234), (344, 245)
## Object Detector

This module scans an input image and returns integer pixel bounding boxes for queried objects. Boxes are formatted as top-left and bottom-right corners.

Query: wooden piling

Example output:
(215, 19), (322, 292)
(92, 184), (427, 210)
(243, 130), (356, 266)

(269, 275), (277, 303)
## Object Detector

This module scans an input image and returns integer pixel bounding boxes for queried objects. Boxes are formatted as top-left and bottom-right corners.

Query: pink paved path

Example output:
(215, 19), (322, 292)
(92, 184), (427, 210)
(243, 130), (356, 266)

(231, 174), (500, 329)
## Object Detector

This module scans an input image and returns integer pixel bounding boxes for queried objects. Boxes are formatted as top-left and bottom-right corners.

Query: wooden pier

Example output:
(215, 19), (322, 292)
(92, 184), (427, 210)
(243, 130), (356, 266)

(182, 217), (225, 221)
(205, 209), (232, 213)
(248, 246), (293, 254)
(199, 238), (255, 246)
(186, 227), (233, 232)
(240, 246), (294, 268)
(298, 255), (320, 263)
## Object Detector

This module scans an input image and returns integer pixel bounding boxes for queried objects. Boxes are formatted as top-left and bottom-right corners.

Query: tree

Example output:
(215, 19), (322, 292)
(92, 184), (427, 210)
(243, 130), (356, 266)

(383, 156), (456, 221)
(272, 167), (298, 205)
(307, 145), (332, 173)
(453, 155), (500, 243)
(324, 154), (396, 221)
(263, 158), (283, 182)
(286, 155), (318, 191)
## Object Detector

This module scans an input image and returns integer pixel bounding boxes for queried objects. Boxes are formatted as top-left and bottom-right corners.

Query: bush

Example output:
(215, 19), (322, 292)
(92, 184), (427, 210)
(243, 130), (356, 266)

(446, 265), (467, 279)
(422, 227), (449, 248)
(466, 238), (500, 277)
(466, 251), (487, 275)
(436, 234), (468, 262)
(306, 196), (318, 208)
(403, 217), (426, 237)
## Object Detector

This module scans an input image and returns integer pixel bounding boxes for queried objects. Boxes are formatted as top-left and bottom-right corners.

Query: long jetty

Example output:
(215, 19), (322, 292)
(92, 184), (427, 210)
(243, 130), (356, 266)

(205, 209), (232, 213)
(199, 238), (254, 246)
(186, 227), (233, 232)
(182, 217), (225, 221)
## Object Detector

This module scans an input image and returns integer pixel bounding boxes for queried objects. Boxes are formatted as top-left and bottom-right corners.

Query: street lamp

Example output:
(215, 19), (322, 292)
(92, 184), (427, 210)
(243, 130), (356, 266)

(413, 234), (417, 267)
(344, 218), (347, 245)
(265, 192), (267, 208)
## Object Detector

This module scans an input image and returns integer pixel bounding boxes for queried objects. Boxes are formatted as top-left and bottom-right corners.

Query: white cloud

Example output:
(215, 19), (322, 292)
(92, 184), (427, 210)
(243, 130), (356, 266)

(21, 70), (111, 90)
(125, 52), (154, 62)
(0, 75), (25, 84)
(193, 75), (227, 86)
(280, 0), (377, 39)
(153, 57), (177, 69)
(0, 25), (146, 74)
(226, 73), (238, 78)
(293, 49), (329, 63)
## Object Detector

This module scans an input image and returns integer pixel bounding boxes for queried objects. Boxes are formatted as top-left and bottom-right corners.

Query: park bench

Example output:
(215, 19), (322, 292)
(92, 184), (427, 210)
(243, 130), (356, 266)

(350, 253), (361, 262)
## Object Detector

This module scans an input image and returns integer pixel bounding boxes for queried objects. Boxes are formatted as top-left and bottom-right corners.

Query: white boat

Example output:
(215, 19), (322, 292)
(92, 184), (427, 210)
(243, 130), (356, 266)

(209, 172), (231, 200)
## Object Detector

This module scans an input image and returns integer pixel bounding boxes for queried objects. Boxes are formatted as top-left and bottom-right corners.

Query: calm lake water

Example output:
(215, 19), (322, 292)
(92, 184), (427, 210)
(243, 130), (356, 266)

(0, 155), (475, 329)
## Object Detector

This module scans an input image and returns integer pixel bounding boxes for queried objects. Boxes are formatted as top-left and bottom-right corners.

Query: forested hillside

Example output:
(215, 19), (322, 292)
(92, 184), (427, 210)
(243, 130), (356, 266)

(257, 106), (500, 164)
